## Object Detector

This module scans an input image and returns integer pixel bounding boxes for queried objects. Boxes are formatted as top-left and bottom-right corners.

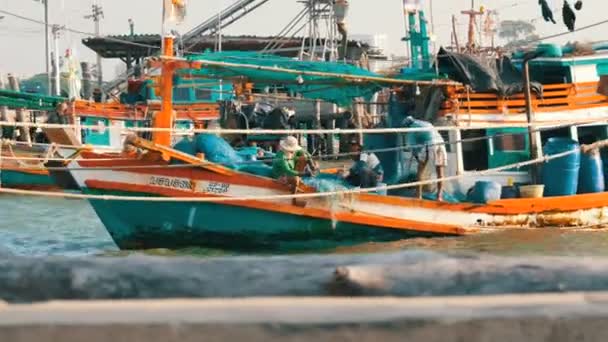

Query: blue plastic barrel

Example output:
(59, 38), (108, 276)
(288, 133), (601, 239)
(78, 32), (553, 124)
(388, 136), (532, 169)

(578, 149), (605, 194)
(602, 150), (608, 189)
(467, 181), (502, 204)
(542, 138), (581, 197)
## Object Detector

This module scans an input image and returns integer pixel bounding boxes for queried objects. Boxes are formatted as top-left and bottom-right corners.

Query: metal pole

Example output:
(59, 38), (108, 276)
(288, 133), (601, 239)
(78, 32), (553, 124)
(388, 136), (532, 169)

(404, 10), (411, 67)
(523, 59), (540, 184)
(429, 0), (435, 34)
(218, 1), (223, 52)
(161, 0), (166, 51)
(95, 18), (102, 88)
(52, 25), (61, 97)
(452, 15), (460, 51)
(44, 1), (51, 96)
(85, 3), (104, 89)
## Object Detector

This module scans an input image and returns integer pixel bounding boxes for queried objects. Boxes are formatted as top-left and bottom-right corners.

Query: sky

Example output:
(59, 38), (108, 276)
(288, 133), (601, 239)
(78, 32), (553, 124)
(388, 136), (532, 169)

(0, 0), (604, 80)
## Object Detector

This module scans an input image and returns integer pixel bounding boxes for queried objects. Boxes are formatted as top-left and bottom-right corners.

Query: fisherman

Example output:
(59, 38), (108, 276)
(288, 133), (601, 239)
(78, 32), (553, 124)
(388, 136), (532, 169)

(272, 136), (318, 205)
(340, 140), (384, 188)
(403, 116), (447, 202)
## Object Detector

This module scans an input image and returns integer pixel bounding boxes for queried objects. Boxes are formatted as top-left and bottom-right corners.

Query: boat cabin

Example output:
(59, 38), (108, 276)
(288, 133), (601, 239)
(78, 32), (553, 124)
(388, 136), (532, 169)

(67, 74), (229, 149)
(370, 43), (608, 198)
(437, 44), (608, 196)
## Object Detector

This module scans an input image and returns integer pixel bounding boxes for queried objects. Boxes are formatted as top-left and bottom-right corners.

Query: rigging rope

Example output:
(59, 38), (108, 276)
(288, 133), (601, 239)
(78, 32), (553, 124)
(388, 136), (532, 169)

(1, 117), (607, 135)
(0, 119), (602, 169)
(0, 119), (606, 169)
(0, 138), (605, 202)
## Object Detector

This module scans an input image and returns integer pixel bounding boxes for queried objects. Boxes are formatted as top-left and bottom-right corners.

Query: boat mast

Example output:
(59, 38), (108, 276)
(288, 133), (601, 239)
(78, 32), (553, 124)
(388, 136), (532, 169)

(461, 0), (483, 52)
(152, 35), (176, 147)
(402, 0), (431, 70)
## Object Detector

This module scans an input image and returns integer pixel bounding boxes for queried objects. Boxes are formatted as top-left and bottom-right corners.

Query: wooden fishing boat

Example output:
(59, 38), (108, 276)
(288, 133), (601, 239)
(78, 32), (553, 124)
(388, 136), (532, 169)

(368, 44), (608, 197)
(0, 144), (59, 191)
(63, 136), (608, 251)
(52, 36), (608, 252)
(0, 68), (221, 192)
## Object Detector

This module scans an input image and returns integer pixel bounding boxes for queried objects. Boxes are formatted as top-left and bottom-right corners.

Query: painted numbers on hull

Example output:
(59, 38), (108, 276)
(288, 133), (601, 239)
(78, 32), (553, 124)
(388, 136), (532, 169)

(149, 176), (194, 191)
(148, 176), (231, 195)
(205, 182), (230, 194)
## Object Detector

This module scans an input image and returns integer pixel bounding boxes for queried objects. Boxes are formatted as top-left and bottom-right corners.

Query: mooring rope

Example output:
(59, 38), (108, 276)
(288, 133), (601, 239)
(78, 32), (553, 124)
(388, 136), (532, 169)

(0, 120), (604, 169)
(0, 139), (605, 202)
(1, 117), (607, 135)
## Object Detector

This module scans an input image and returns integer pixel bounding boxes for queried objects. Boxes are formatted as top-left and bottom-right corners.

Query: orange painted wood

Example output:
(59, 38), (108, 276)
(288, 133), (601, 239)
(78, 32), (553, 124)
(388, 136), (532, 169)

(357, 191), (608, 215)
(72, 100), (220, 121)
(0, 165), (49, 176)
(449, 81), (608, 117)
(441, 100), (608, 116)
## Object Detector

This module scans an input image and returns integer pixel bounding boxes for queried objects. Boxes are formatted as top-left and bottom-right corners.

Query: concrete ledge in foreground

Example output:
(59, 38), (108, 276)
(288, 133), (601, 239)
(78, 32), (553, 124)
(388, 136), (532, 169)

(3, 293), (608, 341)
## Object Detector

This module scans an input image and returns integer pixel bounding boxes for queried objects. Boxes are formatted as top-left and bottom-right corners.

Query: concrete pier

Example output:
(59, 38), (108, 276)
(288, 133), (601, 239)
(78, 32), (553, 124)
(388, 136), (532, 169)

(2, 293), (608, 341)
(8, 250), (608, 302)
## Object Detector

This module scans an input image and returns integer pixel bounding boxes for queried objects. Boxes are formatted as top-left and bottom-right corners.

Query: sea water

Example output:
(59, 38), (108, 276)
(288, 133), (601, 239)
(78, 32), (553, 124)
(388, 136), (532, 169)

(0, 196), (116, 257)
(2, 195), (608, 258)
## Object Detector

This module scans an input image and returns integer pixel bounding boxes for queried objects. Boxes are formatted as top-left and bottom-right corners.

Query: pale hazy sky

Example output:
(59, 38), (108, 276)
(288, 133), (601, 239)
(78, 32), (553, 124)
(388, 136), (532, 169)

(0, 0), (604, 80)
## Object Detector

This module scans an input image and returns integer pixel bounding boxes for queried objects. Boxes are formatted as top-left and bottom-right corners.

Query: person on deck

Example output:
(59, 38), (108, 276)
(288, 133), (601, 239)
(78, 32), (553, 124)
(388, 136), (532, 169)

(272, 136), (318, 205)
(341, 140), (384, 188)
(403, 116), (447, 202)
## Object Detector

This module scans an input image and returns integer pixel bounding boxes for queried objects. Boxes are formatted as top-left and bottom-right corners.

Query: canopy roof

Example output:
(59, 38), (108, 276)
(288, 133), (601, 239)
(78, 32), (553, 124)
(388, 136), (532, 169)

(183, 51), (384, 105)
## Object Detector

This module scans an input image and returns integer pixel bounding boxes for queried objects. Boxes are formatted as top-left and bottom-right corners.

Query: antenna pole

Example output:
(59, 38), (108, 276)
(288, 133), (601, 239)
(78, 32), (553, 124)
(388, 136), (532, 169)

(85, 2), (104, 89)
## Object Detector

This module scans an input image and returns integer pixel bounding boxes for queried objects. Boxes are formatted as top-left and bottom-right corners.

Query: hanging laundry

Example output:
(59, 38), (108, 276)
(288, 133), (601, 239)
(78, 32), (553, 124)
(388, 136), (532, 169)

(539, 0), (557, 24)
(574, 0), (583, 10)
(562, 0), (576, 32)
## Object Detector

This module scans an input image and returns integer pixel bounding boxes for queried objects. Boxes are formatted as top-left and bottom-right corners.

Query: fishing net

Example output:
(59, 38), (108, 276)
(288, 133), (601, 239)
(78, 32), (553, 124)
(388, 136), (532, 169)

(436, 48), (543, 96)
(303, 173), (351, 193)
(174, 136), (274, 177)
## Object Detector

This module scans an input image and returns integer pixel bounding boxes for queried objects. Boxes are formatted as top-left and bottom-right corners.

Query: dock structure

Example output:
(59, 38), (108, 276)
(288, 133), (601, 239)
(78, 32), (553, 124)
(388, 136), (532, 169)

(2, 293), (608, 341)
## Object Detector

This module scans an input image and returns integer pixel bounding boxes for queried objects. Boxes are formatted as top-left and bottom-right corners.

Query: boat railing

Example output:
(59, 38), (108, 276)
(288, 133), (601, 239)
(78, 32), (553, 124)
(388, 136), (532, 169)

(70, 100), (220, 122)
(440, 81), (608, 117)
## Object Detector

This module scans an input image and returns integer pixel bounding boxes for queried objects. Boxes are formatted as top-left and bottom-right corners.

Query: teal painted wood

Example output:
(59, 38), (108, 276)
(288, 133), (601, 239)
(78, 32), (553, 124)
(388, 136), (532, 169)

(81, 117), (111, 146)
(487, 128), (530, 170)
(83, 189), (448, 251)
(1, 170), (56, 189)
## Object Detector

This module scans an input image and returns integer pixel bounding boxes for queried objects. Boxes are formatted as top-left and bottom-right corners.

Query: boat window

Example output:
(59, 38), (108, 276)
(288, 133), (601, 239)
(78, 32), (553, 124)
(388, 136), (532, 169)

(494, 133), (526, 151)
(173, 87), (191, 101)
(540, 127), (571, 146)
(195, 88), (212, 101)
(530, 65), (571, 84)
(578, 126), (608, 144)
(461, 130), (488, 171)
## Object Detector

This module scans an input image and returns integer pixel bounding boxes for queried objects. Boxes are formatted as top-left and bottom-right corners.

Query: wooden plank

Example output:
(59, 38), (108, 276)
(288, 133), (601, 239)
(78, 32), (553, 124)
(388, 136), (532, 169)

(73, 106), (219, 121)
(129, 137), (234, 176)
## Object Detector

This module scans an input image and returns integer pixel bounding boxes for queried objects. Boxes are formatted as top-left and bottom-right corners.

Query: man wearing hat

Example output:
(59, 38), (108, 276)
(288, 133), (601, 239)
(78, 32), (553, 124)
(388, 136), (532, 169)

(272, 136), (317, 204)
